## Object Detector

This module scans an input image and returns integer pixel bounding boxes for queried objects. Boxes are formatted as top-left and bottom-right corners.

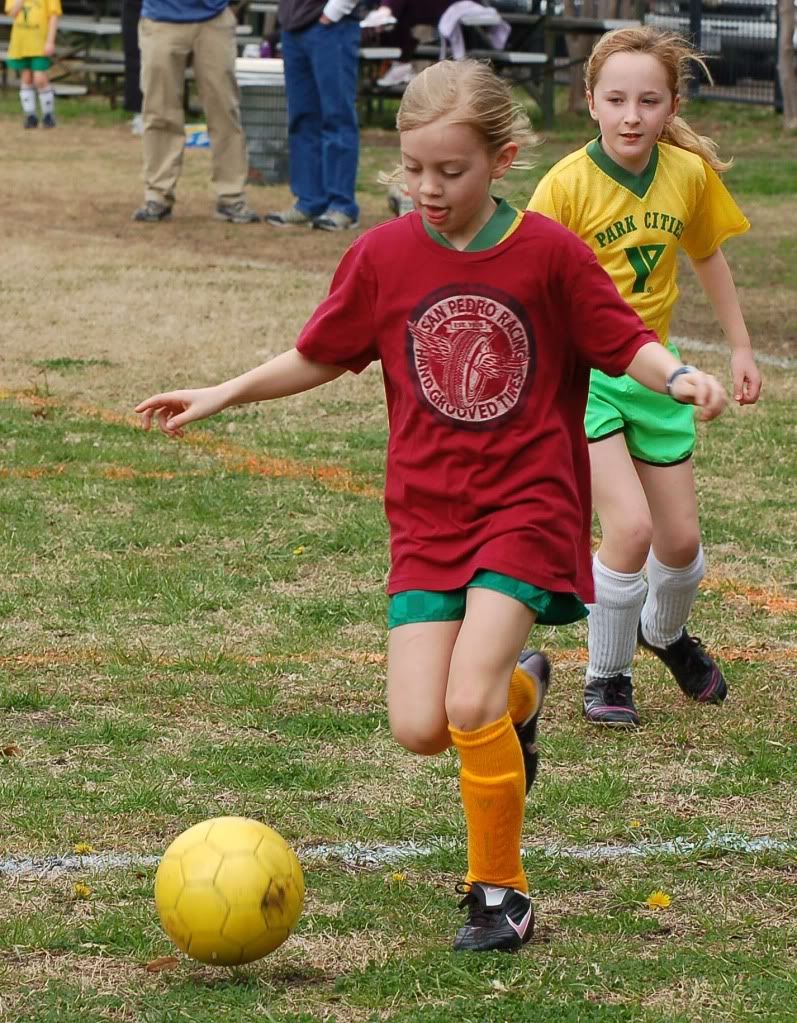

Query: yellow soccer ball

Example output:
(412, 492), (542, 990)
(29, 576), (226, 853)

(154, 816), (304, 966)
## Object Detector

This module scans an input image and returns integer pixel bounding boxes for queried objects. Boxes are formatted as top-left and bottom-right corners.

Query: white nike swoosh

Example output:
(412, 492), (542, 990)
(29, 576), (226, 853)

(507, 903), (533, 940)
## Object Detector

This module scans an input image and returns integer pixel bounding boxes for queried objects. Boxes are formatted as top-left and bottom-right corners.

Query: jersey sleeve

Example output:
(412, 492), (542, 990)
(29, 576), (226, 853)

(295, 238), (380, 374)
(527, 172), (572, 229)
(563, 244), (658, 376)
(680, 162), (750, 260)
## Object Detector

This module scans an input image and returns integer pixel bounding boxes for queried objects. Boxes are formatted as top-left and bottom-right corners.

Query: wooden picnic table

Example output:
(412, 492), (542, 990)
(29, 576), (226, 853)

(236, 5), (639, 128)
(456, 11), (640, 127)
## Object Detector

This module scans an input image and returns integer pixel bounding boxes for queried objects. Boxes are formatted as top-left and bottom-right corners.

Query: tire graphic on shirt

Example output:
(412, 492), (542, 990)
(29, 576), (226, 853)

(407, 285), (534, 427)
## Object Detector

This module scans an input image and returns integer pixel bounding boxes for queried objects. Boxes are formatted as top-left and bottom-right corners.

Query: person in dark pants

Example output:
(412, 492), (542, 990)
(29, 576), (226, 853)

(265, 0), (361, 231)
(122, 0), (144, 133)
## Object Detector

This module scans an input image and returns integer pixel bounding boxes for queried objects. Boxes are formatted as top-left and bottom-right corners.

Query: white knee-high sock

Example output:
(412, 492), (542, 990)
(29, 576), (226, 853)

(38, 87), (55, 117)
(587, 555), (648, 680)
(20, 86), (37, 116)
(641, 547), (705, 648)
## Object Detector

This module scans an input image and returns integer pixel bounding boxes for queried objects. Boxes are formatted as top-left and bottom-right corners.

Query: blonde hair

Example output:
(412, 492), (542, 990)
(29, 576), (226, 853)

(585, 27), (732, 173)
(397, 59), (538, 162)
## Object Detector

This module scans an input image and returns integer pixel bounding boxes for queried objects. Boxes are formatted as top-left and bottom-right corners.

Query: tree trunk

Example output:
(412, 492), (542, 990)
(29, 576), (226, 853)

(778, 0), (797, 129)
(563, 0), (636, 113)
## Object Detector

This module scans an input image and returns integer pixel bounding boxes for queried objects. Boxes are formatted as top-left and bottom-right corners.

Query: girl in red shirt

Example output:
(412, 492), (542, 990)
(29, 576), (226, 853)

(136, 59), (727, 952)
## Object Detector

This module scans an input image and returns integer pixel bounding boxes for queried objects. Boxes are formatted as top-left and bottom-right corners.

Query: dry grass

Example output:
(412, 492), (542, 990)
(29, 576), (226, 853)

(2, 120), (794, 418)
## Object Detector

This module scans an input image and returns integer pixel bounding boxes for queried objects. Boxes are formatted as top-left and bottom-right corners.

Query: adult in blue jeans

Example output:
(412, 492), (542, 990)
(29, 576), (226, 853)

(267, 0), (360, 231)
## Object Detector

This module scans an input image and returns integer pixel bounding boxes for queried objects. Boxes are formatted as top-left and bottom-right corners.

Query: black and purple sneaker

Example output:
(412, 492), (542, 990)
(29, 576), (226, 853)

(638, 624), (727, 704)
(583, 672), (639, 727)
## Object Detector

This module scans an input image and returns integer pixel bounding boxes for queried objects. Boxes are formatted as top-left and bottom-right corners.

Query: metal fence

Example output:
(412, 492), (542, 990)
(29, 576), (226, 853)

(643, 0), (783, 106)
(494, 0), (785, 107)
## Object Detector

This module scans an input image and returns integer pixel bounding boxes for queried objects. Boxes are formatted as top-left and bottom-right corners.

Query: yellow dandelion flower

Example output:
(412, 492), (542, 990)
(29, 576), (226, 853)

(73, 843), (95, 855)
(73, 883), (93, 899)
(385, 871), (406, 885)
(629, 820), (642, 829)
(645, 890), (672, 910)
(292, 546), (305, 556)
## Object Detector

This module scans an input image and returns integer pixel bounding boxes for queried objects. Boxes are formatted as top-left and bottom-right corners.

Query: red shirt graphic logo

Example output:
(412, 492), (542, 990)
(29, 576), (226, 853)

(407, 285), (534, 428)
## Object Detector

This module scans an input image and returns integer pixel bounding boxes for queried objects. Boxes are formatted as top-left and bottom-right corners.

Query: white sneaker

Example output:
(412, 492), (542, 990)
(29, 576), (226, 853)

(376, 61), (415, 89)
(130, 113), (144, 136)
(360, 8), (397, 29)
(313, 210), (359, 232)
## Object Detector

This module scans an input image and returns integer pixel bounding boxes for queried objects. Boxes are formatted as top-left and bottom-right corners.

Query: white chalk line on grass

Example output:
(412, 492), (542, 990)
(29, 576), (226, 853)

(1, 832), (793, 879)
(671, 336), (797, 369)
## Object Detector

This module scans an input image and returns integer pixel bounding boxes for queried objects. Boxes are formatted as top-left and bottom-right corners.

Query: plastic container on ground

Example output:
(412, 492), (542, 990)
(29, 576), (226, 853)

(235, 57), (289, 186)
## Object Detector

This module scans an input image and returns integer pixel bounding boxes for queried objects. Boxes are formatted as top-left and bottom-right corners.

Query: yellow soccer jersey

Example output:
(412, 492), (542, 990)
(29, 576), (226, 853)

(528, 140), (749, 344)
(6, 0), (62, 59)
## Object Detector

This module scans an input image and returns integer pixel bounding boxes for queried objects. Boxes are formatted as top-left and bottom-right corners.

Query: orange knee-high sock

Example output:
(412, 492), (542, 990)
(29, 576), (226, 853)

(507, 663), (541, 724)
(448, 713), (527, 893)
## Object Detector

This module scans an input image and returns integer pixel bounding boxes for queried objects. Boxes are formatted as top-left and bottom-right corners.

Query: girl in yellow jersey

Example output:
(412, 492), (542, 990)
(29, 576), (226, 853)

(5, 0), (61, 128)
(527, 27), (762, 726)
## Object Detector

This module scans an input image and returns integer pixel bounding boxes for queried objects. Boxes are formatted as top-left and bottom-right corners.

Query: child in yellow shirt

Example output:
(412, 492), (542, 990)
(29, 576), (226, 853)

(5, 0), (61, 128)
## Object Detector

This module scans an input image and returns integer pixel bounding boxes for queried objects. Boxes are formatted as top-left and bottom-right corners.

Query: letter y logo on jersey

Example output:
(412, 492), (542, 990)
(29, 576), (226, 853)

(407, 285), (535, 428)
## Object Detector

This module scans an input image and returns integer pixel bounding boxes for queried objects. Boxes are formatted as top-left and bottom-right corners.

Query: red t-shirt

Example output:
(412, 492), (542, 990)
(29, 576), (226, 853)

(296, 211), (656, 604)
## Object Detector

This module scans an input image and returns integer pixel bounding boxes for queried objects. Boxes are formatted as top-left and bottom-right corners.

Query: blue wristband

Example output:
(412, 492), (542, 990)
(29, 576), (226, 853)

(666, 365), (697, 402)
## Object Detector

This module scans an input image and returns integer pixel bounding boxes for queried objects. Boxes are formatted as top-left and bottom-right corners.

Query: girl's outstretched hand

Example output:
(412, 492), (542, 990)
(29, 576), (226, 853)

(135, 385), (229, 437)
(670, 371), (727, 421)
(730, 349), (762, 406)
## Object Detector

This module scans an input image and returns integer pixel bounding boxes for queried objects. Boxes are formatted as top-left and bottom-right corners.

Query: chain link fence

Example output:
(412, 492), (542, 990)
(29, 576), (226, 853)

(494, 0), (787, 108)
(643, 0), (787, 106)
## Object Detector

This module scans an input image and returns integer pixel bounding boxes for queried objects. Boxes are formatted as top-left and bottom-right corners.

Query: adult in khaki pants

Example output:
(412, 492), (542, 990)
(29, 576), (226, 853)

(133, 0), (260, 223)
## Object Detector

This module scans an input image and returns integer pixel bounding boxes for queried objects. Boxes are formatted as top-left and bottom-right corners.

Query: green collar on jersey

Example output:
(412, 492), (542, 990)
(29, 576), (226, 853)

(423, 197), (520, 252)
(587, 137), (659, 198)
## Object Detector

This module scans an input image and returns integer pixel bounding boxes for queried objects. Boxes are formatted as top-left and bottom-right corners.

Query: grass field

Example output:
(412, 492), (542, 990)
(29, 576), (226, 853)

(0, 92), (795, 1023)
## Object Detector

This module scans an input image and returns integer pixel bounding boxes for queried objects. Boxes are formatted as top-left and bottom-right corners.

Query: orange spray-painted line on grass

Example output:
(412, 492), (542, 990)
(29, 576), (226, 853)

(0, 649), (387, 670)
(1, 390), (381, 499)
(0, 465), (67, 479)
(2, 391), (795, 609)
(2, 645), (795, 673)
(0, 464), (193, 482)
(702, 578), (797, 615)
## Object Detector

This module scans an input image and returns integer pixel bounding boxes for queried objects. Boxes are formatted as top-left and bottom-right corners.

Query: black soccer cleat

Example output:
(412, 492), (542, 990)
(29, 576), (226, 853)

(453, 882), (534, 952)
(513, 650), (551, 793)
(638, 623), (727, 703)
(583, 672), (640, 727)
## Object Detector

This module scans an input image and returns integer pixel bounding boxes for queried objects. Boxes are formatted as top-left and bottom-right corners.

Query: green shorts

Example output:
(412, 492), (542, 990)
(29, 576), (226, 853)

(388, 570), (587, 629)
(585, 341), (696, 466)
(7, 56), (52, 71)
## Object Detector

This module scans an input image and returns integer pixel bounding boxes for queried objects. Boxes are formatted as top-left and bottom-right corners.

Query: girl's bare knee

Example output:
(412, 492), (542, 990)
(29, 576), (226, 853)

(389, 716), (450, 755)
(603, 515), (653, 564)
(656, 534), (702, 568)
(445, 687), (499, 733)
(33, 72), (49, 90)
